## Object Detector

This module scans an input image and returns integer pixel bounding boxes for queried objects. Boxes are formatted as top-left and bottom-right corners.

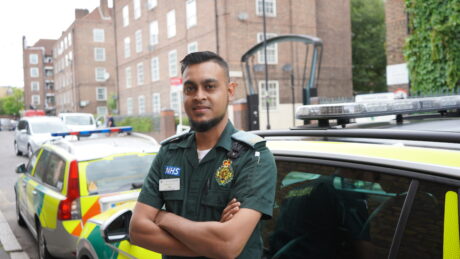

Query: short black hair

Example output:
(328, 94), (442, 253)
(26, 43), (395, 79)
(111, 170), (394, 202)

(180, 51), (230, 80)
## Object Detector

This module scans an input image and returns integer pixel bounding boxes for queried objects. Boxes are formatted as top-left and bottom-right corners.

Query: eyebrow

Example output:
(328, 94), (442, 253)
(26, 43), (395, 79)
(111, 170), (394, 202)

(183, 78), (219, 85)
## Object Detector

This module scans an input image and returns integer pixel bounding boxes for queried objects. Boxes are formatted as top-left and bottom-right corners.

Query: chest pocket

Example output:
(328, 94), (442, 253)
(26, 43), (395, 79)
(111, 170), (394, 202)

(200, 189), (231, 221)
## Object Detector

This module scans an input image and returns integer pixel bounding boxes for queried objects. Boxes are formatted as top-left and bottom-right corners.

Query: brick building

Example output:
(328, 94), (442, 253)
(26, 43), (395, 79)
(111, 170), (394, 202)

(22, 38), (56, 114)
(384, 0), (409, 93)
(53, 0), (117, 115)
(113, 0), (352, 129)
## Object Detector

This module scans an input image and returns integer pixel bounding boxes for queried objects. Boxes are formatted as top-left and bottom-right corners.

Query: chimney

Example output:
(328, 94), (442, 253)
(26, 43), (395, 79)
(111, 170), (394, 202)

(75, 9), (89, 19)
(100, 0), (110, 17)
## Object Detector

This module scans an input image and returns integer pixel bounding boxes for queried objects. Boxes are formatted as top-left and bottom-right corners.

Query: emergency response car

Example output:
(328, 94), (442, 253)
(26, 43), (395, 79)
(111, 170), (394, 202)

(14, 127), (159, 259)
(76, 95), (460, 259)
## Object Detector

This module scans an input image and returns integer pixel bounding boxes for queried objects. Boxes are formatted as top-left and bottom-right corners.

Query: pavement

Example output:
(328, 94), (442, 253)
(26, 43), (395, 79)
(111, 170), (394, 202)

(0, 210), (29, 259)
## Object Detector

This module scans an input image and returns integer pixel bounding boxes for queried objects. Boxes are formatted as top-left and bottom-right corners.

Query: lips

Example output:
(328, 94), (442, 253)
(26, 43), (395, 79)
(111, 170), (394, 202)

(192, 105), (211, 113)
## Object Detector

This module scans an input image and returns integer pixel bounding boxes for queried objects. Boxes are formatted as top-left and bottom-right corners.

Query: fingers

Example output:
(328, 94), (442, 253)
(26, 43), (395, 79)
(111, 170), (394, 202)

(220, 198), (240, 223)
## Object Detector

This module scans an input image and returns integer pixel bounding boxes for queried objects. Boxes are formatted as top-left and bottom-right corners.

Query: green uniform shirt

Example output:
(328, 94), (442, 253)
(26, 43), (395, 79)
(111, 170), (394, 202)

(138, 121), (277, 259)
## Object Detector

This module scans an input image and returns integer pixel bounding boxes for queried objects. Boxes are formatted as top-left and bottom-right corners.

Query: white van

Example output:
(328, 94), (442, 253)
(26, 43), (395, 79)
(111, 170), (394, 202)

(58, 113), (97, 131)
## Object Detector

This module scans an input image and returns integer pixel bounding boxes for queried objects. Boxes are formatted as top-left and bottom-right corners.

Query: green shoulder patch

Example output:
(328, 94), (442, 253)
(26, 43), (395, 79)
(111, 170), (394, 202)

(231, 131), (265, 148)
(160, 131), (192, 145)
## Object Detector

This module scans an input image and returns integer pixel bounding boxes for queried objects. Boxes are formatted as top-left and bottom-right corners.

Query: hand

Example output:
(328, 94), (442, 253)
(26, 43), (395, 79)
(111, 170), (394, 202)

(154, 210), (168, 225)
(220, 198), (240, 223)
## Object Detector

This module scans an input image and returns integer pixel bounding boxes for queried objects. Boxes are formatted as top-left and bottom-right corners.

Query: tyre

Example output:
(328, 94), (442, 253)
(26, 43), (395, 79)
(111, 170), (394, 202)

(14, 142), (22, 156)
(37, 224), (53, 259)
(15, 193), (25, 227)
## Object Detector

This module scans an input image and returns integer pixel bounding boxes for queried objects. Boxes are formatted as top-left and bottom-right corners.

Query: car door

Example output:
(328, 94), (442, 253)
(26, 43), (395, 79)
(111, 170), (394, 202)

(15, 120), (28, 153)
(16, 150), (40, 228)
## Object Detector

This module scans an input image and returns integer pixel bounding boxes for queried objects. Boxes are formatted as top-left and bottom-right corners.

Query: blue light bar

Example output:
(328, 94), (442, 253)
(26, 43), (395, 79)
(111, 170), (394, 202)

(51, 126), (133, 137)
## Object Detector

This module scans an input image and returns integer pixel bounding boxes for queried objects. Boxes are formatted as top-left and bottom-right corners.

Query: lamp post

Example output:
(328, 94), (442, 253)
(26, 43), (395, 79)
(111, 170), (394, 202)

(262, 0), (270, 130)
(282, 64), (295, 127)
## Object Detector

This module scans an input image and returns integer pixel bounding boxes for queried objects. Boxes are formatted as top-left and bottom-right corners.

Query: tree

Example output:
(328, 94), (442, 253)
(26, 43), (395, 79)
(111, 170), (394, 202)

(107, 94), (118, 114)
(404, 0), (460, 94)
(351, 0), (387, 94)
(2, 88), (24, 117)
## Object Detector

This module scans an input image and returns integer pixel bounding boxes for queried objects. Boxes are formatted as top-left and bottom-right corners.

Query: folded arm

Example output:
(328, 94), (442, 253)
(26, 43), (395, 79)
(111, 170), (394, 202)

(155, 207), (261, 259)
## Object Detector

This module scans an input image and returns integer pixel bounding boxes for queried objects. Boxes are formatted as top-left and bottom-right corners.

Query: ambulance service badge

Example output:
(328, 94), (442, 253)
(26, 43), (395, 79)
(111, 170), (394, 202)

(215, 159), (234, 186)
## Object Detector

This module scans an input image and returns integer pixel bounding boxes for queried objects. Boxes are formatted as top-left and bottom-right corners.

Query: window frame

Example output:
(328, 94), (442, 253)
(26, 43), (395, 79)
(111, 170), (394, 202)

(122, 5), (130, 27)
(29, 54), (39, 65)
(127, 97), (133, 115)
(96, 87), (107, 101)
(255, 0), (277, 17)
(125, 66), (132, 88)
(137, 62), (144, 86)
(93, 28), (105, 42)
(167, 9), (176, 38)
(95, 67), (106, 82)
(187, 41), (198, 54)
(258, 80), (279, 110)
(152, 92), (161, 113)
(257, 32), (278, 64)
(138, 95), (145, 114)
(135, 29), (143, 53)
(94, 47), (106, 62)
(168, 49), (177, 77)
(186, 0), (197, 28)
(150, 56), (160, 81)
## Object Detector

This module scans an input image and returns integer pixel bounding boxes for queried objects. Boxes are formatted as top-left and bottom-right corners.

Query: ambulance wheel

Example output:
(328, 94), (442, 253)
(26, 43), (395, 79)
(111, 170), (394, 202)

(37, 224), (53, 259)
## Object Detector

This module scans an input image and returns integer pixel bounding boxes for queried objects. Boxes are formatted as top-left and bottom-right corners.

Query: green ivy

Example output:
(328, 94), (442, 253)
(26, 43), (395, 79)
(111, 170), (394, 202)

(404, 0), (460, 94)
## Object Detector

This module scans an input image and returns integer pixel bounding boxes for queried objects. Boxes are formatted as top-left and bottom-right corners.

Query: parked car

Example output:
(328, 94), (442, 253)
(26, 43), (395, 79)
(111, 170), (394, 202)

(14, 116), (69, 157)
(58, 113), (97, 131)
(75, 95), (460, 259)
(14, 127), (159, 259)
(0, 118), (16, 131)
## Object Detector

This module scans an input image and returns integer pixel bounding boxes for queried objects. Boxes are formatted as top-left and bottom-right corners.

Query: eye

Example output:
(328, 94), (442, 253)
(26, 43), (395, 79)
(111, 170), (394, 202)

(205, 84), (216, 90)
(184, 85), (196, 94)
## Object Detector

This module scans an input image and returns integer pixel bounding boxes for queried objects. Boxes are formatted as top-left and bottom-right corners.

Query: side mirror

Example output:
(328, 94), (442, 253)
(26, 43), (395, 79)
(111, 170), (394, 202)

(101, 209), (132, 243)
(16, 163), (27, 174)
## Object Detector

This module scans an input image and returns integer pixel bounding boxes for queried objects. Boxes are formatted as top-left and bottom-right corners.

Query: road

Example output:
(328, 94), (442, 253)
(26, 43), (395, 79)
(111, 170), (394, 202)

(0, 131), (38, 259)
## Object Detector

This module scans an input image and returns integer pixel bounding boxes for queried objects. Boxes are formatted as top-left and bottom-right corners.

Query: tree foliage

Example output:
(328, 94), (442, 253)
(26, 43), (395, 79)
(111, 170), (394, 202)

(404, 0), (460, 94)
(351, 0), (387, 94)
(2, 88), (24, 117)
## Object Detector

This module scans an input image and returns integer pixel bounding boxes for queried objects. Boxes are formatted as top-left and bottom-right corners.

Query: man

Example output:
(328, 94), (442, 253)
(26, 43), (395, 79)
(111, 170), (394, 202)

(130, 51), (277, 259)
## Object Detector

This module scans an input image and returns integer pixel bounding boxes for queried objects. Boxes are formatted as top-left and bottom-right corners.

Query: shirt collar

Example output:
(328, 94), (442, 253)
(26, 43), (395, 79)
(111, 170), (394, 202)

(177, 120), (236, 152)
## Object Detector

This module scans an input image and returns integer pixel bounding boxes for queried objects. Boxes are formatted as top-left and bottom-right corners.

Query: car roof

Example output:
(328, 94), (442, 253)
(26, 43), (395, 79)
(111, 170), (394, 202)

(59, 113), (94, 117)
(46, 133), (159, 161)
(20, 116), (63, 122)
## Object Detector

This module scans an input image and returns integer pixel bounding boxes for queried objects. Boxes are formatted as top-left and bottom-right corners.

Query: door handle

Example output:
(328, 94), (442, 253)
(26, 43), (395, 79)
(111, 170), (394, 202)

(32, 190), (37, 196)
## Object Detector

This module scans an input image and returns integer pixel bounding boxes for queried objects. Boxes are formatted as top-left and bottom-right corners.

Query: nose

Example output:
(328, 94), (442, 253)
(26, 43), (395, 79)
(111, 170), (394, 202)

(193, 86), (207, 101)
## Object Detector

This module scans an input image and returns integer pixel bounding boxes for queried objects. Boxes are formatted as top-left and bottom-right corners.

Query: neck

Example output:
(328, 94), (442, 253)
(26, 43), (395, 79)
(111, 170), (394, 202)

(195, 117), (228, 150)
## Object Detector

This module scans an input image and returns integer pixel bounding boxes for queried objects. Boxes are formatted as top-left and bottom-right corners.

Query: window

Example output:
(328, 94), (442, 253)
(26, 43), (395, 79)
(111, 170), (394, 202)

(32, 95), (40, 105)
(148, 0), (157, 10)
(43, 153), (65, 190)
(152, 93), (161, 113)
(93, 28), (105, 42)
(151, 57), (159, 81)
(33, 149), (50, 180)
(167, 10), (176, 38)
(257, 33), (278, 64)
(68, 33), (72, 46)
(96, 87), (107, 101)
(125, 66), (132, 88)
(29, 54), (38, 64)
(134, 0), (141, 19)
(124, 37), (131, 58)
(122, 5), (129, 27)
(149, 20), (159, 46)
(264, 160), (411, 258)
(187, 41), (198, 54)
(137, 62), (144, 85)
(97, 106), (107, 115)
(31, 81), (39, 91)
(30, 67), (39, 78)
(138, 95), (145, 114)
(168, 50), (177, 77)
(258, 80), (279, 110)
(94, 47), (106, 61)
(170, 91), (181, 115)
(95, 67), (106, 82)
(186, 0), (197, 28)
(127, 97), (133, 115)
(135, 30), (143, 53)
(256, 0), (276, 17)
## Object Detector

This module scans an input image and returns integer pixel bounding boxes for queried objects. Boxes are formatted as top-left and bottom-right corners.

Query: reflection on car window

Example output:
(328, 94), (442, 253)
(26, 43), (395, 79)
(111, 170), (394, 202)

(264, 161), (411, 259)
(34, 150), (50, 181)
(397, 180), (456, 258)
(65, 115), (94, 125)
(26, 151), (39, 175)
(43, 153), (65, 190)
(30, 121), (67, 134)
(84, 154), (155, 194)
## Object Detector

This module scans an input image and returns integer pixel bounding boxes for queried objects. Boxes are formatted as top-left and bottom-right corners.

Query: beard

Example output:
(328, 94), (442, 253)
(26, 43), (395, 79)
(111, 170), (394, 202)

(190, 112), (226, 132)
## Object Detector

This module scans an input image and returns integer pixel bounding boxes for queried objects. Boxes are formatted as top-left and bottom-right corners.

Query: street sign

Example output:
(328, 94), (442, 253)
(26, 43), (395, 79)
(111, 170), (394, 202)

(170, 77), (182, 85)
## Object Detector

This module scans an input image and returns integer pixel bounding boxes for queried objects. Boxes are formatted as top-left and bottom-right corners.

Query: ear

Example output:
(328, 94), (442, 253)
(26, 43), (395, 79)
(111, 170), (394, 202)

(227, 81), (237, 101)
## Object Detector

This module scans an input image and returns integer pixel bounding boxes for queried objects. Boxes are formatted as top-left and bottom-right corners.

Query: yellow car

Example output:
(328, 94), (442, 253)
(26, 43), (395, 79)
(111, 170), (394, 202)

(77, 96), (460, 259)
(14, 127), (159, 259)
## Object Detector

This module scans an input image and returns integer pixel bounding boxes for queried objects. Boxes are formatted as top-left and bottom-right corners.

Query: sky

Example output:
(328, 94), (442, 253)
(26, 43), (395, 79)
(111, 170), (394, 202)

(0, 1), (101, 88)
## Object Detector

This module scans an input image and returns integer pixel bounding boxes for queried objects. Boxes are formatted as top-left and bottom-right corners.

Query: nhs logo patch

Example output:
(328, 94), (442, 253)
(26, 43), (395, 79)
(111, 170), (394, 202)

(164, 166), (181, 176)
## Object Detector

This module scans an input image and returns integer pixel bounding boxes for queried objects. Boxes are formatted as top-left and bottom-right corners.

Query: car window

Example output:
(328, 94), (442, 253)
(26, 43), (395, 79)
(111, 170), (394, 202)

(29, 120), (67, 134)
(33, 149), (51, 181)
(264, 160), (411, 259)
(17, 120), (26, 130)
(26, 150), (39, 175)
(397, 180), (458, 258)
(84, 154), (155, 194)
(42, 153), (66, 190)
(64, 115), (94, 125)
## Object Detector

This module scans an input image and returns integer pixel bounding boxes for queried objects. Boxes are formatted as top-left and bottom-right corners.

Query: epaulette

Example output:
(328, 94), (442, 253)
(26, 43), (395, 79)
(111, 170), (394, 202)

(231, 131), (265, 149)
(160, 131), (192, 145)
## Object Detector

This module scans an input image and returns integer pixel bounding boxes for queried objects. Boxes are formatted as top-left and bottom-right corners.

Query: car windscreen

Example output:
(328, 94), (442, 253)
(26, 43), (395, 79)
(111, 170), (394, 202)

(84, 154), (155, 195)
(65, 115), (94, 125)
(30, 120), (68, 133)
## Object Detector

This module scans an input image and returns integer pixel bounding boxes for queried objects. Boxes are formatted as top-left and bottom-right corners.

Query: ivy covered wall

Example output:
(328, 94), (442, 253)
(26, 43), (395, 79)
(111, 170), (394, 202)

(404, 0), (460, 94)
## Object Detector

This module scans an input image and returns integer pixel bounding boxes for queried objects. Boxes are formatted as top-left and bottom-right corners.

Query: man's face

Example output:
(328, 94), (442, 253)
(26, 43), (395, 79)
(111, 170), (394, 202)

(182, 61), (235, 132)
